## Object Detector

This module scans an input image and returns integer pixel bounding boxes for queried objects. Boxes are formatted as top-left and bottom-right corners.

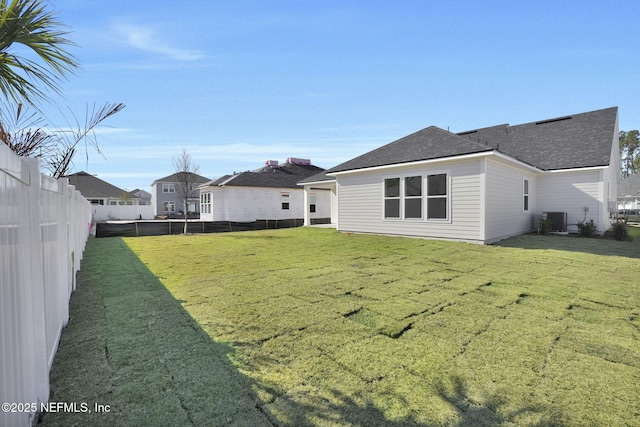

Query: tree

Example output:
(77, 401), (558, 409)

(172, 148), (200, 234)
(0, 101), (125, 177)
(0, 0), (124, 177)
(0, 0), (79, 106)
(620, 130), (640, 178)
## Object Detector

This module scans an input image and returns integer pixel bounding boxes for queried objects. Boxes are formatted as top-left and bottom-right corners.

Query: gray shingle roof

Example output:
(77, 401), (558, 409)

(205, 162), (325, 189)
(618, 174), (640, 197)
(153, 172), (211, 184)
(65, 171), (126, 198)
(327, 107), (618, 174)
(328, 126), (493, 173)
(458, 107), (618, 170)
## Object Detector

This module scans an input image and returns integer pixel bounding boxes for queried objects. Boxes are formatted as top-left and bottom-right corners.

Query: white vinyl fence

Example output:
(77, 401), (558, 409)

(1, 143), (91, 427)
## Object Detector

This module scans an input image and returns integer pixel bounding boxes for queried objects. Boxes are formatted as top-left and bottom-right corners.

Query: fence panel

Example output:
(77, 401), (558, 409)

(0, 145), (91, 427)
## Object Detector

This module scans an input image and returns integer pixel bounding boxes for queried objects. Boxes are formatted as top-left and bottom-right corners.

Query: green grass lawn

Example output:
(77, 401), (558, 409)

(42, 227), (640, 426)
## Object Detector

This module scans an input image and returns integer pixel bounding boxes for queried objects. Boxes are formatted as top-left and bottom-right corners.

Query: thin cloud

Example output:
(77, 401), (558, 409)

(112, 21), (204, 61)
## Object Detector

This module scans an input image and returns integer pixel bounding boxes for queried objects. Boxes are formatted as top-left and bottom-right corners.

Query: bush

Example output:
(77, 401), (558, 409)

(539, 218), (553, 235)
(577, 220), (597, 238)
(610, 221), (632, 241)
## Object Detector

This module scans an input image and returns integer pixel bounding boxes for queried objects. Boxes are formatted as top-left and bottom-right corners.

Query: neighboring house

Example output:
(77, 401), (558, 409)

(618, 174), (640, 210)
(128, 188), (152, 205)
(65, 171), (129, 206)
(151, 172), (211, 217)
(300, 107), (619, 244)
(198, 158), (330, 223)
(65, 171), (153, 220)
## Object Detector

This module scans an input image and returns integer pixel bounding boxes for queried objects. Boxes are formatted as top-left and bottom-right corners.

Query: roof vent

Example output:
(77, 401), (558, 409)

(535, 116), (572, 125)
(287, 157), (311, 165)
(266, 160), (280, 168)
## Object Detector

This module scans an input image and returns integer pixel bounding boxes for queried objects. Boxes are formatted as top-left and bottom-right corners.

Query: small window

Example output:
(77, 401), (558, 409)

(281, 193), (290, 210)
(309, 193), (317, 213)
(523, 179), (529, 211)
(427, 174), (447, 219)
(384, 178), (400, 218)
(162, 183), (175, 193)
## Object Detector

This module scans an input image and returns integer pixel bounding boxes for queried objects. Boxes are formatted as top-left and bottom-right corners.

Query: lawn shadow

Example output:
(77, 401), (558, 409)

(40, 237), (270, 426)
(42, 237), (572, 426)
(435, 376), (567, 427)
(494, 228), (640, 259)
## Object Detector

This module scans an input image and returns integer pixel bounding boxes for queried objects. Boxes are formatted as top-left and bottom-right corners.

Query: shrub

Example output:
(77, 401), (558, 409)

(539, 218), (553, 235)
(610, 221), (632, 241)
(577, 220), (597, 238)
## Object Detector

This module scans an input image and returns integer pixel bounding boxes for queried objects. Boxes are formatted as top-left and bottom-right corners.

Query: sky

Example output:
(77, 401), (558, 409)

(32, 0), (640, 192)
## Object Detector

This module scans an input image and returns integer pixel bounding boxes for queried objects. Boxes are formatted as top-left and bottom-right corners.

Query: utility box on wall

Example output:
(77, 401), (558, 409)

(542, 212), (567, 232)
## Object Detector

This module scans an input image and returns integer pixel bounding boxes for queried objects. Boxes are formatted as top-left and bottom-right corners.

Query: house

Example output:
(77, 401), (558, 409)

(128, 188), (152, 205)
(65, 171), (153, 220)
(300, 107), (619, 244)
(198, 158), (330, 223)
(618, 174), (640, 210)
(65, 171), (129, 206)
(151, 172), (211, 218)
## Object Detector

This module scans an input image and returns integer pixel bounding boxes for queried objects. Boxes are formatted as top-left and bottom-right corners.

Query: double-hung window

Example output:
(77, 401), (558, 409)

(281, 193), (290, 210)
(404, 176), (422, 219)
(309, 193), (317, 213)
(427, 174), (448, 219)
(384, 178), (401, 218)
(163, 183), (175, 193)
(523, 179), (529, 211)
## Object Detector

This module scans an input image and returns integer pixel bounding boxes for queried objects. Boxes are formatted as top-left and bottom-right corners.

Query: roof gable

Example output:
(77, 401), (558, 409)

(328, 126), (492, 173)
(154, 171), (211, 184)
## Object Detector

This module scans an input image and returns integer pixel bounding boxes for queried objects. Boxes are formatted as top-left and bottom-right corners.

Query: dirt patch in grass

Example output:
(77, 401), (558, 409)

(45, 228), (640, 426)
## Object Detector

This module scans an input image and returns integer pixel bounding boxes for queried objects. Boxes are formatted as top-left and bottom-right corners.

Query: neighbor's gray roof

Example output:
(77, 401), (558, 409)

(153, 172), (211, 184)
(327, 107), (618, 174)
(618, 174), (640, 197)
(204, 162), (325, 189)
(65, 171), (126, 198)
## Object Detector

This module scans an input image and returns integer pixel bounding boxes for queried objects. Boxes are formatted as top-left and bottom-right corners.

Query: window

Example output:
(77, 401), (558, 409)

(523, 179), (529, 211)
(427, 174), (447, 219)
(309, 193), (317, 213)
(281, 193), (290, 210)
(200, 193), (211, 214)
(163, 201), (175, 212)
(404, 176), (422, 219)
(384, 178), (400, 218)
(162, 183), (175, 193)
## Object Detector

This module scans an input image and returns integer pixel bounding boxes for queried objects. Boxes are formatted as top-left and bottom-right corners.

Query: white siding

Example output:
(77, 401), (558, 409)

(336, 159), (484, 243)
(537, 169), (605, 233)
(200, 186), (307, 222)
(484, 158), (537, 243)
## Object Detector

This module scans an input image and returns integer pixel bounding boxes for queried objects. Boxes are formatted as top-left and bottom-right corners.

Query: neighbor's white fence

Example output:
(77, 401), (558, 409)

(0, 143), (91, 427)
(92, 204), (154, 221)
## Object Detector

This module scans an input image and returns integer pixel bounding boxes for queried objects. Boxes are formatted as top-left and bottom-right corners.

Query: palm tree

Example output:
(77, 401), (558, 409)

(0, 0), (78, 105)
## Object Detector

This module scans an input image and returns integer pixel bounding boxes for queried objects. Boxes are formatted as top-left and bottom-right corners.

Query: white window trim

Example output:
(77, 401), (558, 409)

(162, 183), (175, 193)
(382, 171), (451, 222)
